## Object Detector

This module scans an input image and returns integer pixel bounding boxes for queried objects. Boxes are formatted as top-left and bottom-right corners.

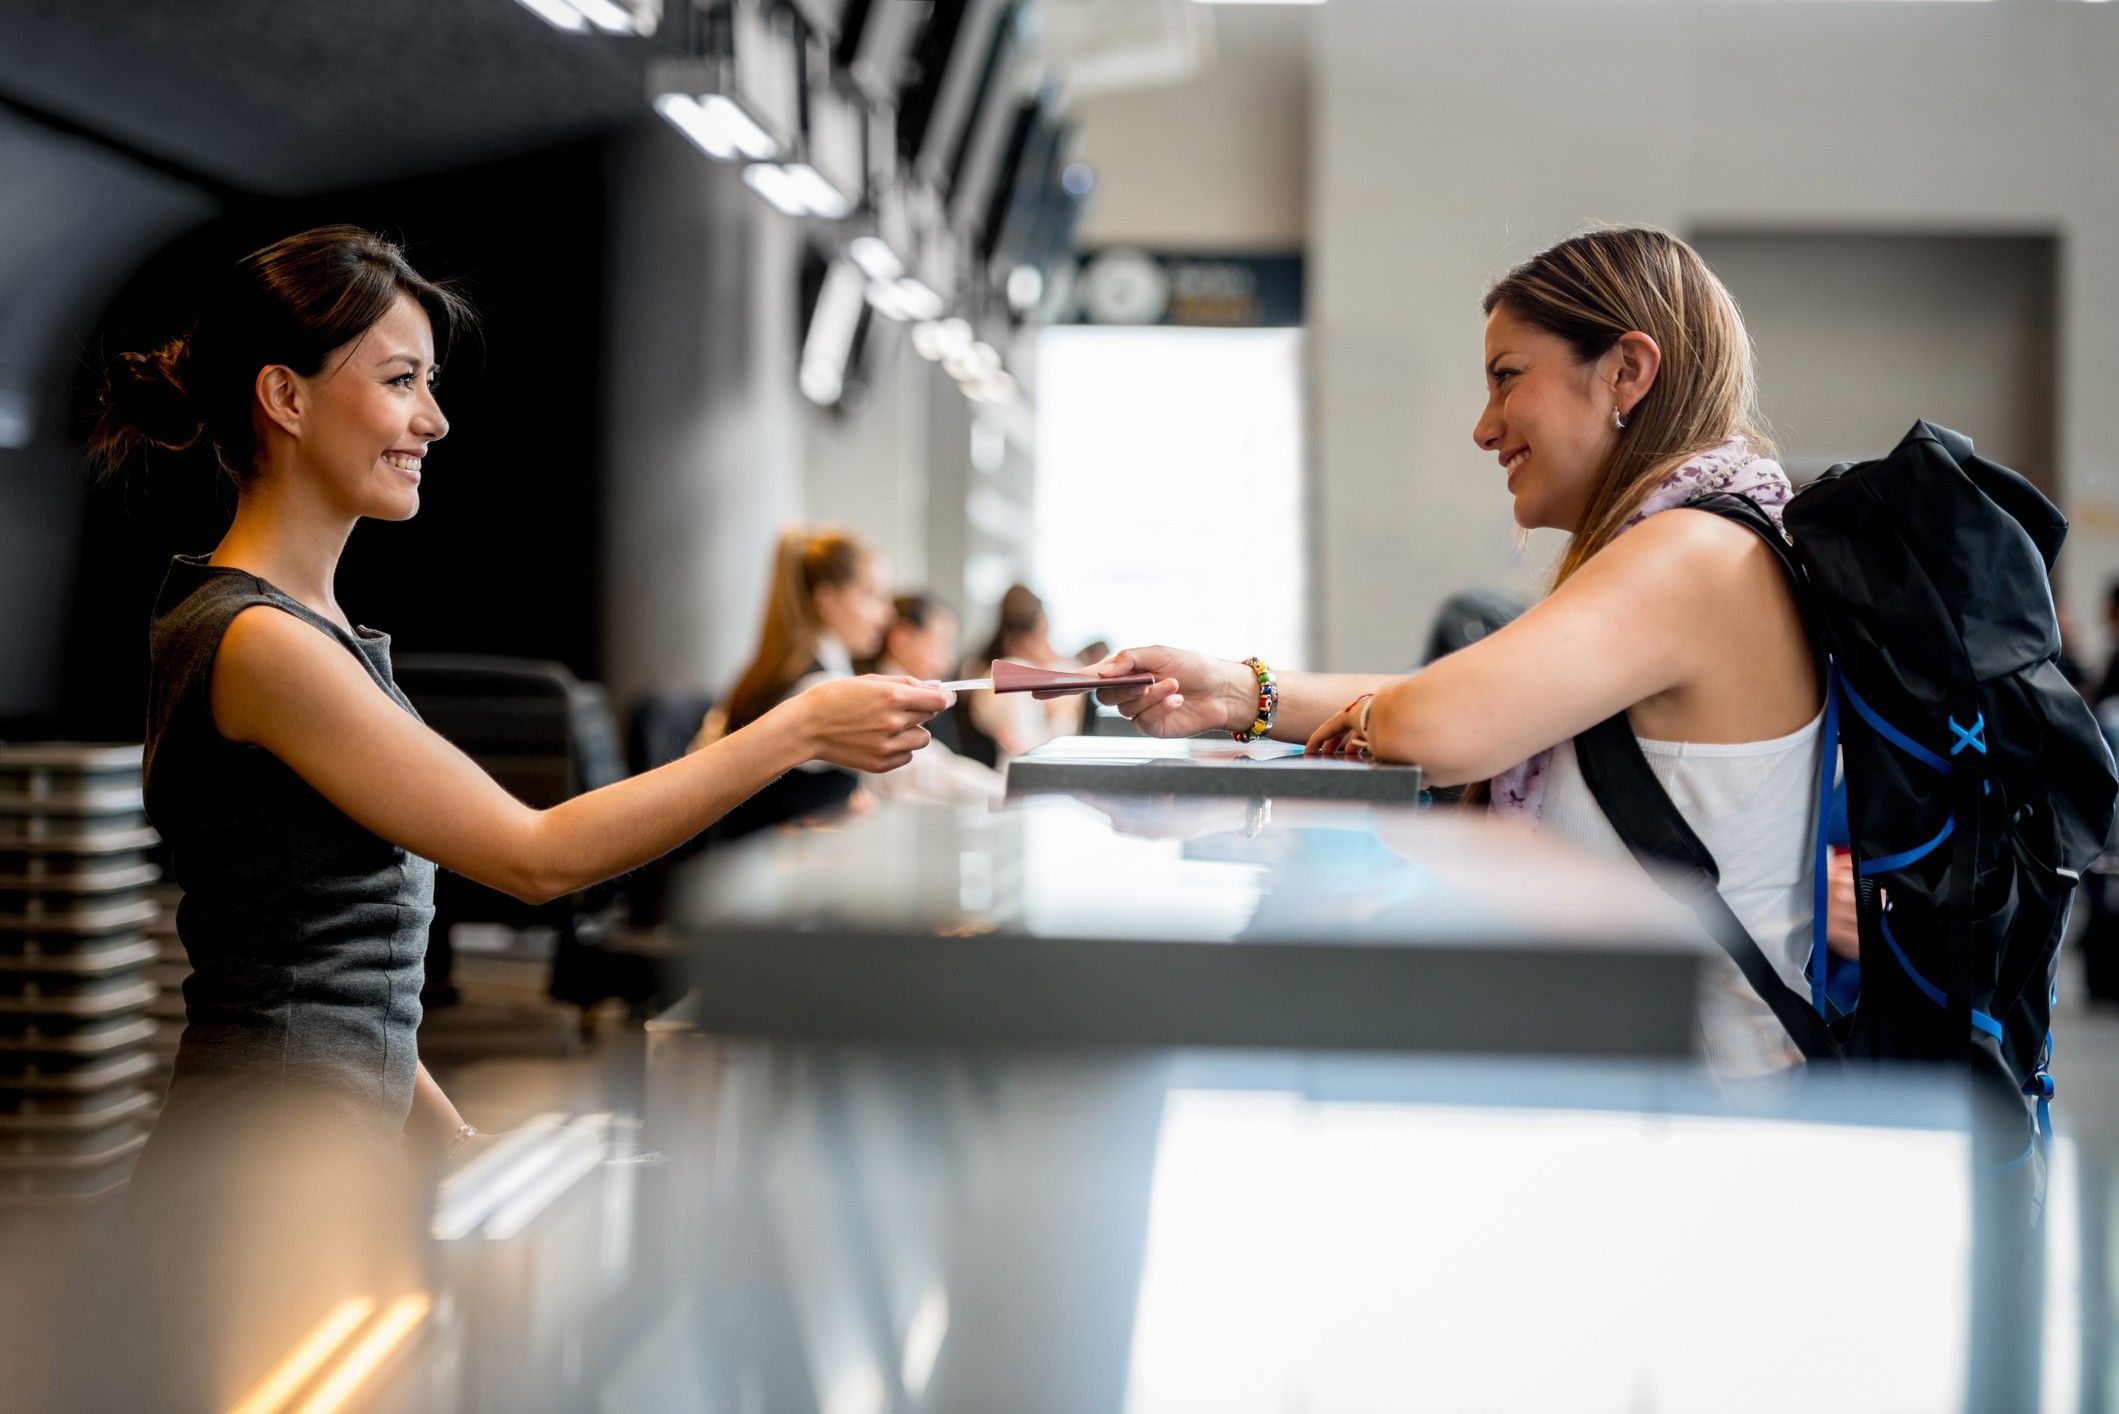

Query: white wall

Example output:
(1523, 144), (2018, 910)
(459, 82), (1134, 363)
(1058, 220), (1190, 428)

(600, 122), (804, 711)
(802, 323), (943, 592)
(1310, 0), (2119, 669)
(1690, 232), (2057, 488)
(1073, 9), (1310, 251)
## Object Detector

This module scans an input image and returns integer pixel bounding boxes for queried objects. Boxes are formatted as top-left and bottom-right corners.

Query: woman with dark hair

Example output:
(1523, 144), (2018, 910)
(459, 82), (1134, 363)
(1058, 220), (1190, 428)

(863, 594), (1002, 803)
(94, 226), (948, 1162)
(955, 582), (1080, 766)
(1089, 227), (1821, 1072)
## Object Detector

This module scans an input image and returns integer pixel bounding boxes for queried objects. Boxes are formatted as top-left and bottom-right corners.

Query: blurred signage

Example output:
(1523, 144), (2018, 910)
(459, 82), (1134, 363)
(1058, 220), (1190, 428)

(1071, 248), (1303, 328)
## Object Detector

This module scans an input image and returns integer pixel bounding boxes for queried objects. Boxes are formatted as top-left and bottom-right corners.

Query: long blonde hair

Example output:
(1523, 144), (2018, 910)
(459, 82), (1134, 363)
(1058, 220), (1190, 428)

(1482, 227), (1773, 589)
(723, 525), (872, 732)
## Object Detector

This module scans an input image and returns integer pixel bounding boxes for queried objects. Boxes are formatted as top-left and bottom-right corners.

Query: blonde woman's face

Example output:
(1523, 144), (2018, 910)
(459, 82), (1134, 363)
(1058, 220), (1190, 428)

(1472, 307), (1620, 533)
(814, 556), (891, 658)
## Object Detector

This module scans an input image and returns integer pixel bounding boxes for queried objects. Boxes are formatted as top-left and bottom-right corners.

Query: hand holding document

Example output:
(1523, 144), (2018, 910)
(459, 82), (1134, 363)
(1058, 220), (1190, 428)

(935, 659), (1157, 698)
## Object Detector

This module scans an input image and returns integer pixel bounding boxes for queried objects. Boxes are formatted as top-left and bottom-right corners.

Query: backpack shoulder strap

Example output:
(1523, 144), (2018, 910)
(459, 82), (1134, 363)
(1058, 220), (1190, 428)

(1573, 713), (1842, 1061)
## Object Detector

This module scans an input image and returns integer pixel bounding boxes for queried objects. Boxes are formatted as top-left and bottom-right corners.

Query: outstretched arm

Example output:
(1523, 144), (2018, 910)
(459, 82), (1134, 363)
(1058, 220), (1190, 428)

(211, 605), (950, 905)
(1323, 511), (1780, 784)
(1087, 646), (1397, 745)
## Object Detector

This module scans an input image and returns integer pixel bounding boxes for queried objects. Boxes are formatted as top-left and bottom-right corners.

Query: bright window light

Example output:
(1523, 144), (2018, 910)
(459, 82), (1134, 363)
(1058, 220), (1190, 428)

(1034, 326), (1308, 669)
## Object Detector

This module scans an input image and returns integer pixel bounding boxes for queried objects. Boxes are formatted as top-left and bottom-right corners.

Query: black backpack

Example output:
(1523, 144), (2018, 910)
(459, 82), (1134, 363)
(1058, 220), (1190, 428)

(1578, 422), (2119, 1157)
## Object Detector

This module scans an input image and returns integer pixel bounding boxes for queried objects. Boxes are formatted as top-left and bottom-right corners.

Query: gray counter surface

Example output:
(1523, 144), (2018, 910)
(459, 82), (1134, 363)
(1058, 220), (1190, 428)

(1006, 734), (1426, 802)
(671, 794), (1712, 1058)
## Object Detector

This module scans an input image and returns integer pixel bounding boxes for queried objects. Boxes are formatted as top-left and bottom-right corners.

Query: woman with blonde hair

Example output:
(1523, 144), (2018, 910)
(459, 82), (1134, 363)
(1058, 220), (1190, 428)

(704, 524), (906, 835)
(1090, 226), (1820, 1070)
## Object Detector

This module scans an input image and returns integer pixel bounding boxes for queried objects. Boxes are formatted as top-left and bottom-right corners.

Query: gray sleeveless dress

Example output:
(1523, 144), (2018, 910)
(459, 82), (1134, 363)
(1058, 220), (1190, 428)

(142, 555), (435, 1138)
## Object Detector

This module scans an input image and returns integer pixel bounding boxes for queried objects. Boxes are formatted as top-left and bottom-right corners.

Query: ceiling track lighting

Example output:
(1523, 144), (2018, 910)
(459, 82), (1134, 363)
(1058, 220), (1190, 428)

(741, 161), (852, 220)
(514, 0), (659, 36)
(649, 57), (782, 162)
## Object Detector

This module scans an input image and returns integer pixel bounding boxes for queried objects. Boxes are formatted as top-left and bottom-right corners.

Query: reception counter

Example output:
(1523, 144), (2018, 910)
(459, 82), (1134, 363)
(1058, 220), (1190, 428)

(669, 793), (1714, 1059)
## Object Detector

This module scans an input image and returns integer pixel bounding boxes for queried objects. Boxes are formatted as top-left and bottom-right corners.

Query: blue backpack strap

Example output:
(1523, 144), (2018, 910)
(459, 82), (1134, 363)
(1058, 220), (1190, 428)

(1809, 664), (1841, 1014)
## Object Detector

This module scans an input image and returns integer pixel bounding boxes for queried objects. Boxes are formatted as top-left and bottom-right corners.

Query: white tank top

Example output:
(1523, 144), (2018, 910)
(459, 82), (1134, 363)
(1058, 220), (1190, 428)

(1536, 709), (1826, 1075)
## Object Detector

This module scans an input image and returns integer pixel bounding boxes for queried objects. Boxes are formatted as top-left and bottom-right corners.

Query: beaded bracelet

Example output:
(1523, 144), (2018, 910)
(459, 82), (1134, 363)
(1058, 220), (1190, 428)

(1232, 657), (1278, 742)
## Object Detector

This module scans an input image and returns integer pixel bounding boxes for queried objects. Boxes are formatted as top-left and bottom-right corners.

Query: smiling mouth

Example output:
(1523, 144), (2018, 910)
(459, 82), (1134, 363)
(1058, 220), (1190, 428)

(1503, 448), (1529, 483)
(382, 452), (422, 474)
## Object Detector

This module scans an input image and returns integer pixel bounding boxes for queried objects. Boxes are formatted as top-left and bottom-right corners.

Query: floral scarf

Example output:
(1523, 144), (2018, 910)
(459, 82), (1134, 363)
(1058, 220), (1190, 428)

(1488, 435), (1793, 821)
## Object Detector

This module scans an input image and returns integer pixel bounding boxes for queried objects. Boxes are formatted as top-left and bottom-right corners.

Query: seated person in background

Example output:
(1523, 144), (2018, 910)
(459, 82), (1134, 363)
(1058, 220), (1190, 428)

(697, 525), (898, 837)
(952, 583), (1082, 767)
(861, 595), (1004, 803)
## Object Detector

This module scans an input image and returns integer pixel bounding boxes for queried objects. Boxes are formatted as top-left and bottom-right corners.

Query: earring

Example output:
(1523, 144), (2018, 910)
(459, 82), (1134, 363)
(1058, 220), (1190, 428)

(1613, 407), (1628, 431)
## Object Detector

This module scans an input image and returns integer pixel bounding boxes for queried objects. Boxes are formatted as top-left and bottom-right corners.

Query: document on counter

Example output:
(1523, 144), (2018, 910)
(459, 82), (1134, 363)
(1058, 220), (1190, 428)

(936, 660), (1157, 696)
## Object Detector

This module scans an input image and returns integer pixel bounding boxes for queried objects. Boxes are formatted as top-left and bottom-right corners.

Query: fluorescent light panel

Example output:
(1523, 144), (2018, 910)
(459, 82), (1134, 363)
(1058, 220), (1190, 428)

(655, 93), (779, 161)
(742, 163), (853, 220)
(783, 163), (853, 219)
(515, 0), (655, 32)
(848, 236), (905, 283)
(514, 0), (589, 32)
(565, 0), (638, 32)
(742, 162), (811, 216)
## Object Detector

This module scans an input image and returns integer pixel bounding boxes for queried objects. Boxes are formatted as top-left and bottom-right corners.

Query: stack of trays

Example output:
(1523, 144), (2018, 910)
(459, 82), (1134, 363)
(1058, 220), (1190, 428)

(0, 744), (163, 1206)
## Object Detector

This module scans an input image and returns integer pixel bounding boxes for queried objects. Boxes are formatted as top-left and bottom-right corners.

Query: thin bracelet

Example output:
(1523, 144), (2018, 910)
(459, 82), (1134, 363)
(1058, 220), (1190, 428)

(1233, 657), (1278, 742)
(443, 1122), (479, 1162)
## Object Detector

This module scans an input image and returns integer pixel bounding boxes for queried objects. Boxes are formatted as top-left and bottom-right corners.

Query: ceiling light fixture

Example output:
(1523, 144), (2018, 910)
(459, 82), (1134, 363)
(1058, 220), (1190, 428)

(742, 162), (810, 217)
(848, 236), (905, 283)
(782, 163), (854, 219)
(741, 162), (853, 220)
(653, 91), (779, 161)
(514, 0), (589, 32)
(910, 322), (948, 361)
(514, 0), (659, 34)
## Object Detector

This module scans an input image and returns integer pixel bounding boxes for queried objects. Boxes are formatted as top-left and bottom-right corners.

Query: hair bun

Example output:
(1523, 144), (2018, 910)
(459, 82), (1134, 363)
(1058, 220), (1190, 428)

(110, 339), (204, 450)
(87, 334), (204, 479)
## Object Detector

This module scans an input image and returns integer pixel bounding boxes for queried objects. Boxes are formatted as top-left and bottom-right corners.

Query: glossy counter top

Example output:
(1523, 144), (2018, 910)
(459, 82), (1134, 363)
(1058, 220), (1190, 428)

(1005, 735), (1426, 801)
(670, 794), (1715, 1057)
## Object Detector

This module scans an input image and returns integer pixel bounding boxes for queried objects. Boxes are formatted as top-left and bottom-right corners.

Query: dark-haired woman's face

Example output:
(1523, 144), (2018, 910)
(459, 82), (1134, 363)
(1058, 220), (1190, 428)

(888, 608), (959, 682)
(1471, 307), (1619, 533)
(288, 294), (449, 521)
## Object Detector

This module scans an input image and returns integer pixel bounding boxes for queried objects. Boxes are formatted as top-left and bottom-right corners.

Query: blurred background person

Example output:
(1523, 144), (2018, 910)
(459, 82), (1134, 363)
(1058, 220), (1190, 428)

(700, 525), (903, 837)
(953, 583), (1081, 768)
(861, 593), (1003, 803)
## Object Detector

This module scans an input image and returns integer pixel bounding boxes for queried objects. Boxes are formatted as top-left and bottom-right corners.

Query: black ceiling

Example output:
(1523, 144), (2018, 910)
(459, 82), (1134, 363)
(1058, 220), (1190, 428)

(0, 0), (673, 196)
